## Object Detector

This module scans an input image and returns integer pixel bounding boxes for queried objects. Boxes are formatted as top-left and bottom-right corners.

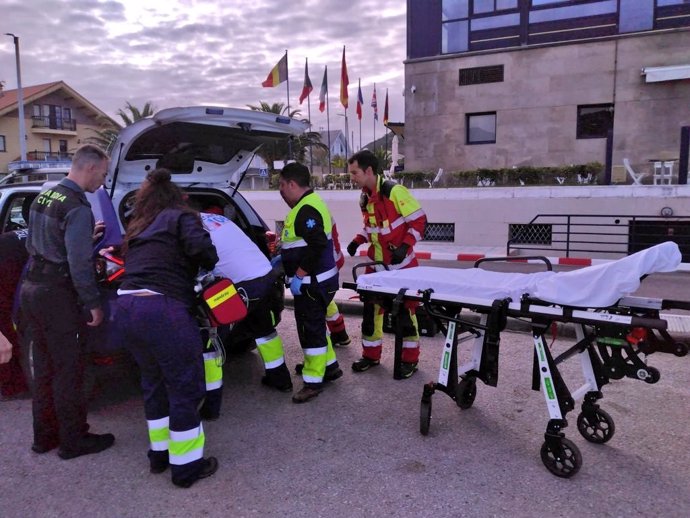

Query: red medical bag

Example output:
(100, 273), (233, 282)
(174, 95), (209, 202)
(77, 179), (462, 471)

(200, 278), (247, 326)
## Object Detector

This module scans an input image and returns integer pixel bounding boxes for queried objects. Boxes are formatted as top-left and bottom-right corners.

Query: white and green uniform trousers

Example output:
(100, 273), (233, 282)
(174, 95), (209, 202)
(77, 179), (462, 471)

(235, 271), (291, 387)
(114, 294), (207, 487)
(281, 191), (340, 386)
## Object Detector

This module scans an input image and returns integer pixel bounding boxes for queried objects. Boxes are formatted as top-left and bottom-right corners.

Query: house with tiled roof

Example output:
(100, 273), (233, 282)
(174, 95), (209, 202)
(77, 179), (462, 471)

(0, 81), (118, 173)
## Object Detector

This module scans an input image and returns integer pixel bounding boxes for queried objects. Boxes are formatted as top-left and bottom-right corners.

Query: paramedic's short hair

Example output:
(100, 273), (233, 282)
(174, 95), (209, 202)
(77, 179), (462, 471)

(348, 149), (379, 175)
(280, 162), (311, 187)
(72, 144), (108, 171)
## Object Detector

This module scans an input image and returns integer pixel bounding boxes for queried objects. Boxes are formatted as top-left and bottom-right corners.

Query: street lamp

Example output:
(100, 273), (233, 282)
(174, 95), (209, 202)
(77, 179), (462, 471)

(5, 33), (27, 161)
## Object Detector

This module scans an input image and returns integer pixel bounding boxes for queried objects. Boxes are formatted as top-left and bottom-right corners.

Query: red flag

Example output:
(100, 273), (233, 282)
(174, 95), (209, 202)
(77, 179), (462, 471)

(319, 66), (328, 113)
(371, 84), (378, 121)
(383, 89), (389, 126)
(340, 46), (349, 109)
(262, 53), (288, 87)
(356, 80), (363, 120)
(299, 58), (313, 104)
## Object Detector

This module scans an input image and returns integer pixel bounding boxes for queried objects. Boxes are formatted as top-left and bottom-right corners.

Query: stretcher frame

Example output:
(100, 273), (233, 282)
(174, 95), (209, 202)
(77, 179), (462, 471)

(344, 259), (689, 478)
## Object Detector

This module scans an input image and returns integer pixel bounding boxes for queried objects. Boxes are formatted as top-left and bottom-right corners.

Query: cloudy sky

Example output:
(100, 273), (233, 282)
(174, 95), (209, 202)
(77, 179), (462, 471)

(1, 0), (407, 149)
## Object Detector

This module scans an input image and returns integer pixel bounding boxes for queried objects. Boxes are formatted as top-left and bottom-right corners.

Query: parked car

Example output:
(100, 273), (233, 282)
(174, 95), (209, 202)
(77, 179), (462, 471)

(2, 106), (307, 387)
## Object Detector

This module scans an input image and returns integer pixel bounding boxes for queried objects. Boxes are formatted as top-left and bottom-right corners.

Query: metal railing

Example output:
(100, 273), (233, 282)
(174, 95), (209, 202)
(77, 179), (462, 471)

(31, 116), (77, 131)
(507, 213), (690, 261)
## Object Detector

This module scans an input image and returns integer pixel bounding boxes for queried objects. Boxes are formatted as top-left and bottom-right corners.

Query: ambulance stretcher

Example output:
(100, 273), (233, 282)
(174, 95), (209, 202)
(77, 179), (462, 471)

(343, 241), (689, 478)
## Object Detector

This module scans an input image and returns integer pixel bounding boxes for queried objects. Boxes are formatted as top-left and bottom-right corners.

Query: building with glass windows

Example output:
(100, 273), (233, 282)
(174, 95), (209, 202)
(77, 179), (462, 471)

(405, 0), (690, 178)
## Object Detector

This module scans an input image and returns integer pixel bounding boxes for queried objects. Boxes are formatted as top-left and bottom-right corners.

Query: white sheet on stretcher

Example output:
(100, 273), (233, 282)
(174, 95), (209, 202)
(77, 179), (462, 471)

(356, 241), (681, 308)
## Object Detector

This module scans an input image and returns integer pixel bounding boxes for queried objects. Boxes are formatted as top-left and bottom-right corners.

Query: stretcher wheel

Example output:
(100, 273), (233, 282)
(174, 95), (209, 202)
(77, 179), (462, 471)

(643, 366), (661, 384)
(540, 438), (582, 478)
(455, 377), (477, 409)
(577, 409), (615, 444)
(673, 342), (688, 357)
(420, 398), (432, 436)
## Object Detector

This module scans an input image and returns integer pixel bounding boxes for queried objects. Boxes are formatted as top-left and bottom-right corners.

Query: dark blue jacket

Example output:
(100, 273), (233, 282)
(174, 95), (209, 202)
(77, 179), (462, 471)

(120, 209), (218, 308)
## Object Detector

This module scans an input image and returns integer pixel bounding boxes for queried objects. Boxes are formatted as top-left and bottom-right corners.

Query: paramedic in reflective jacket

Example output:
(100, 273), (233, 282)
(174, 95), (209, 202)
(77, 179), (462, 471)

(276, 162), (342, 403)
(20, 144), (115, 459)
(112, 169), (219, 488)
(198, 209), (293, 419)
(347, 149), (427, 379)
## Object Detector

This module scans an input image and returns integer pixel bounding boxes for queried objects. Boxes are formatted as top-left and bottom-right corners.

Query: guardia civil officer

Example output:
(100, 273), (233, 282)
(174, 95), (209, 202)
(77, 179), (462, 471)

(20, 144), (115, 458)
(112, 169), (219, 488)
(276, 162), (341, 403)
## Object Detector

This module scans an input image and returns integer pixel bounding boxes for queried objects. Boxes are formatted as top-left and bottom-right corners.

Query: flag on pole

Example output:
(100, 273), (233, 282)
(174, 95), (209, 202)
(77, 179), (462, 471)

(383, 89), (389, 126)
(340, 46), (349, 108)
(261, 53), (288, 87)
(356, 80), (363, 120)
(299, 58), (313, 104)
(371, 85), (378, 121)
(319, 66), (328, 113)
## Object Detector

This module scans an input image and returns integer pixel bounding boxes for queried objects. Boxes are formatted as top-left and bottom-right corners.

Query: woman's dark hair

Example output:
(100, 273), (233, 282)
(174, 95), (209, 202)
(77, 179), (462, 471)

(122, 168), (197, 253)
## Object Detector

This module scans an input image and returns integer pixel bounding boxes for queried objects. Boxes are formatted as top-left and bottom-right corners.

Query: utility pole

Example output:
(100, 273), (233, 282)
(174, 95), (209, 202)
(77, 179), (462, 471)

(5, 33), (27, 161)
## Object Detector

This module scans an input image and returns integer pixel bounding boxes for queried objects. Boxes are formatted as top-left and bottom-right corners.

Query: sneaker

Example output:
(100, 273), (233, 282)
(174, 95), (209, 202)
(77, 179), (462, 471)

(331, 330), (351, 347)
(351, 357), (380, 372)
(173, 457), (219, 488)
(58, 432), (115, 460)
(292, 385), (323, 404)
(399, 362), (418, 379)
(294, 364), (343, 382)
(261, 375), (293, 393)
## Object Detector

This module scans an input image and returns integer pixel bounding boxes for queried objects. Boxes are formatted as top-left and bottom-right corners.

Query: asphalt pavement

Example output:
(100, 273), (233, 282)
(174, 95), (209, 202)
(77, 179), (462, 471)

(2, 256), (689, 517)
(1, 307), (689, 517)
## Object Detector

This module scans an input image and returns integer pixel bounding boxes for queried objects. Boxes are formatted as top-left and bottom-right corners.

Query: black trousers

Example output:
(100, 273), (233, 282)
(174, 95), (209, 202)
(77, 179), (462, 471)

(20, 273), (88, 450)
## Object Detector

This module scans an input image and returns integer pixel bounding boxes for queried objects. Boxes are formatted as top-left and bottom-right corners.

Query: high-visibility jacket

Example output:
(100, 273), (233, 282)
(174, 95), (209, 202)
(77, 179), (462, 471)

(281, 190), (337, 285)
(351, 176), (426, 270)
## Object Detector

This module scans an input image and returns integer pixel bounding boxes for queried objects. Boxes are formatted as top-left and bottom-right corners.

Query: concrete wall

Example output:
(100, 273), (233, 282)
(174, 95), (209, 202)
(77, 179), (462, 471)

(405, 29), (690, 174)
(244, 184), (690, 259)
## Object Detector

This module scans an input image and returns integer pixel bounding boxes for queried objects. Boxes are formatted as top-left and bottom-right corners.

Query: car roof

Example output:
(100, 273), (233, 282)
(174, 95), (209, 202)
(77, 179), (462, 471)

(106, 106), (308, 191)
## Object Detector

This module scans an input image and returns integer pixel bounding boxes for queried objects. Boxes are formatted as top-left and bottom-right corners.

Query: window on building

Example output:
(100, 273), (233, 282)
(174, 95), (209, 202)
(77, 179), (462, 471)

(0, 135), (6, 152)
(577, 104), (614, 139)
(442, 0), (469, 53)
(63, 107), (72, 120)
(474, 0), (518, 14)
(59, 139), (68, 154)
(466, 112), (497, 144)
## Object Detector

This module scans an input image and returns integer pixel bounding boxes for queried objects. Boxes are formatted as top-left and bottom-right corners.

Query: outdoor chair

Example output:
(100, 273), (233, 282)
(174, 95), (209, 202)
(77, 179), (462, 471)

(623, 158), (649, 185)
(427, 168), (444, 188)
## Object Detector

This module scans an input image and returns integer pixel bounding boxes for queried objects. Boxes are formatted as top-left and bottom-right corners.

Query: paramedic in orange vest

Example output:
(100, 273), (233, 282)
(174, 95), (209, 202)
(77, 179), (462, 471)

(346, 150), (427, 379)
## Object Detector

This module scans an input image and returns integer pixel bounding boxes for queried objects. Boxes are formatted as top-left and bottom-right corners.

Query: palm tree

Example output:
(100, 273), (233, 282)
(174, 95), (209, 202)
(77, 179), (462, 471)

(247, 101), (327, 167)
(247, 101), (301, 119)
(86, 101), (156, 153)
(117, 101), (156, 126)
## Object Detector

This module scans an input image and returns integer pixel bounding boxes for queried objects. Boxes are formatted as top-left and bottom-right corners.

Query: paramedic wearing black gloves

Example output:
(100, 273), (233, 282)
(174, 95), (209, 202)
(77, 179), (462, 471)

(20, 144), (114, 459)
(277, 162), (342, 403)
(112, 169), (219, 488)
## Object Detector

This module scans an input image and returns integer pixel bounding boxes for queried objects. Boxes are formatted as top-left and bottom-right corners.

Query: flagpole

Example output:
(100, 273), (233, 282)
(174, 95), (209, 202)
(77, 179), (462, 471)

(358, 78), (362, 150)
(373, 83), (376, 152)
(384, 88), (389, 171)
(284, 49), (293, 159)
(307, 89), (313, 174)
(326, 67), (332, 177)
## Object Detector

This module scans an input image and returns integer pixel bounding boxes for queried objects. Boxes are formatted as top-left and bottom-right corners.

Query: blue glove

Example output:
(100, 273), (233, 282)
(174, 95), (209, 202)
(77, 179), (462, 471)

(290, 275), (304, 296)
(270, 255), (282, 268)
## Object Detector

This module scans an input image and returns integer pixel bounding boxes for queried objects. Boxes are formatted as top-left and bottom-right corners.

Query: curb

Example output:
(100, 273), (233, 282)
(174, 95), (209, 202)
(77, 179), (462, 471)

(354, 250), (690, 271)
